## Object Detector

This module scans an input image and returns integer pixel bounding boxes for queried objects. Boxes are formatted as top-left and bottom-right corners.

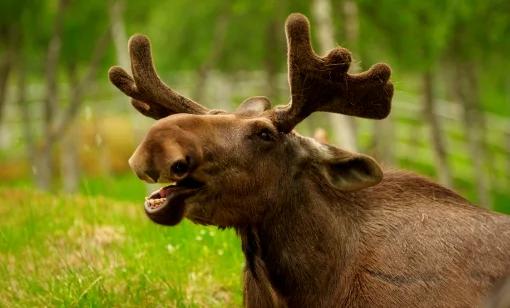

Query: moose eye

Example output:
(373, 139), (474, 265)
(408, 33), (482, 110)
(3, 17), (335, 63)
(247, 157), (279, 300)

(256, 128), (275, 141)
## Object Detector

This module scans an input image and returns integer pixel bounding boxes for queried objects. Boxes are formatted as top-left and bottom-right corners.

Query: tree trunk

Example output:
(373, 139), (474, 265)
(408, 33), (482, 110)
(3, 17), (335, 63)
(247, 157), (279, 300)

(264, 19), (280, 102)
(341, 0), (360, 148)
(37, 0), (68, 190)
(0, 26), (18, 148)
(16, 59), (36, 178)
(342, 0), (360, 73)
(109, 0), (129, 69)
(312, 0), (357, 151)
(454, 62), (491, 208)
(55, 31), (110, 190)
(0, 40), (13, 129)
(36, 143), (55, 190)
(363, 0), (394, 163)
(372, 119), (395, 166)
(60, 66), (81, 193)
(50, 30), (110, 141)
(422, 71), (452, 187)
(60, 124), (80, 193)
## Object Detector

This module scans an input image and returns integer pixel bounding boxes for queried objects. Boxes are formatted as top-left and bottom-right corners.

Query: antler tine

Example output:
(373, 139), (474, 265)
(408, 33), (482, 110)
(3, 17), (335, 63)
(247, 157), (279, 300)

(109, 34), (209, 119)
(272, 13), (394, 133)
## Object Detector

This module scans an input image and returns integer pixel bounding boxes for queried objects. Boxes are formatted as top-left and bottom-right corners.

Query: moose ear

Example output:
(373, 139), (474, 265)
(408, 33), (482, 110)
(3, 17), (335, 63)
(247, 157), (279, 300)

(236, 96), (272, 116)
(323, 147), (383, 191)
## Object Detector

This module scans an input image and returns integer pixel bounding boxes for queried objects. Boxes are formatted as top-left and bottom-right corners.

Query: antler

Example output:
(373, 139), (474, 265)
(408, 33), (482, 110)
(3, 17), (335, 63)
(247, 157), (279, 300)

(108, 35), (209, 119)
(271, 13), (394, 133)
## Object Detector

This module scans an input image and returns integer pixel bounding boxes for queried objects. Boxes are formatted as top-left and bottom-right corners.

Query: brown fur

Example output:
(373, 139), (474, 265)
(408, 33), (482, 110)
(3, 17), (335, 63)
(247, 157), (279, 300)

(241, 167), (510, 307)
(108, 13), (510, 308)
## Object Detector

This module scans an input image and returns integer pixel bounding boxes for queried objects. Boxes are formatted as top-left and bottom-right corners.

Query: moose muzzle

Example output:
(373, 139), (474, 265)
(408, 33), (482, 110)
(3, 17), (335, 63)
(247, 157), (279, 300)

(127, 133), (205, 225)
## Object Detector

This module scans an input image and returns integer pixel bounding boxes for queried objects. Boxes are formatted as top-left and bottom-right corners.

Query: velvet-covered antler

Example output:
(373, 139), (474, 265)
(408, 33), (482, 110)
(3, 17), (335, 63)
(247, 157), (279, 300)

(108, 35), (209, 119)
(271, 13), (394, 133)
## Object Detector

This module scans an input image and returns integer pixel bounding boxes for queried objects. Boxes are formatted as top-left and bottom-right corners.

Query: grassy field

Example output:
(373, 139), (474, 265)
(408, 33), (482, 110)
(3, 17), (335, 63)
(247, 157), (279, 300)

(0, 186), (244, 307)
(2, 170), (508, 308)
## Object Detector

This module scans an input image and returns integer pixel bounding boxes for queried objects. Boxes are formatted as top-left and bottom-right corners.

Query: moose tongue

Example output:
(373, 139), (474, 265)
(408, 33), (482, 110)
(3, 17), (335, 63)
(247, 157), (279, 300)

(158, 185), (173, 198)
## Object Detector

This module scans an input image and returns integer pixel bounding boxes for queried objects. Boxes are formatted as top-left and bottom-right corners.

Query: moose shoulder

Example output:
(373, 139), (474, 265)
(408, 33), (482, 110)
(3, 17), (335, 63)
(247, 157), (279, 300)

(109, 13), (510, 308)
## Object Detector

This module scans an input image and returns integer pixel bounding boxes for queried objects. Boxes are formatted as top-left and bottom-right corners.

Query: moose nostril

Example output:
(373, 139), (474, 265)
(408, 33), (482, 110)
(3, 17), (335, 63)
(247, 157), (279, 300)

(170, 160), (189, 177)
(145, 169), (160, 182)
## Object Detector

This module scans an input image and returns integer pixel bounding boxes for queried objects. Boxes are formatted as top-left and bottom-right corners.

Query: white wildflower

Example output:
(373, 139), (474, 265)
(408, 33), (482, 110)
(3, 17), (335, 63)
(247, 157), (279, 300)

(167, 244), (176, 254)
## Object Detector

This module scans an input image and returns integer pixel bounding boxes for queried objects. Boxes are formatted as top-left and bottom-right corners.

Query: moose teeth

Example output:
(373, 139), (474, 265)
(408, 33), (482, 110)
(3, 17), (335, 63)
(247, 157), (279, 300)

(145, 197), (167, 209)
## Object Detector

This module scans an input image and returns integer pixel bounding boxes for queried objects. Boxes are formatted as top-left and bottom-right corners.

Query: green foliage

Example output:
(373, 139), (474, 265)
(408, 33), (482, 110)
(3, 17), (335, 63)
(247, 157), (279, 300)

(61, 0), (109, 66)
(0, 0), (37, 27)
(357, 0), (456, 71)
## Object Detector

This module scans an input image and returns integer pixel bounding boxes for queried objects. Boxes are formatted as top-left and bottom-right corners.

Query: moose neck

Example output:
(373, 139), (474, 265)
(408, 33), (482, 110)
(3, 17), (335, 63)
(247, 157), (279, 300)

(237, 178), (362, 302)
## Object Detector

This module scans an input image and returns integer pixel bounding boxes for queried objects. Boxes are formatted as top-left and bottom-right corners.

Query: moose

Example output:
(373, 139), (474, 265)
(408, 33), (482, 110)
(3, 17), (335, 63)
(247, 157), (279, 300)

(109, 13), (510, 307)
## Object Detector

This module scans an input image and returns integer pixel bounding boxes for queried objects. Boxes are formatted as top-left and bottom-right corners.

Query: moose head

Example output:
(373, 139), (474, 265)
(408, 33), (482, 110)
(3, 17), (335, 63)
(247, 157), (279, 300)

(109, 13), (393, 228)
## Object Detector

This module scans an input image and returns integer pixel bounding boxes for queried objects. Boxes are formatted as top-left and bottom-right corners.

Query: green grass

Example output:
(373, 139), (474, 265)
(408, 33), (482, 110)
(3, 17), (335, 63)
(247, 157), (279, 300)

(4, 173), (148, 202)
(79, 173), (149, 202)
(0, 187), (244, 307)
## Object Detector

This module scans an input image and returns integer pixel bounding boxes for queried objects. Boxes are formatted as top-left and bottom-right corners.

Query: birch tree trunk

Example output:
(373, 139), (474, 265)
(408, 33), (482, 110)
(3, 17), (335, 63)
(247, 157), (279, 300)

(0, 25), (19, 148)
(37, 0), (68, 190)
(51, 31), (110, 139)
(422, 71), (452, 187)
(342, 0), (360, 72)
(454, 62), (491, 208)
(16, 60), (36, 179)
(312, 0), (357, 151)
(58, 31), (110, 189)
(60, 66), (81, 193)
(265, 18), (280, 102)
(60, 123), (80, 193)
(0, 36), (14, 129)
(372, 119), (395, 166)
(355, 0), (394, 164)
(109, 0), (129, 69)
(0, 70), (10, 134)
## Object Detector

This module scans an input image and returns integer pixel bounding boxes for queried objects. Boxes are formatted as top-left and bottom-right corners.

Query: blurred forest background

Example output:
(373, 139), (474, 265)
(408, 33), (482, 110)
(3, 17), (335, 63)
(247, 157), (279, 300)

(2, 0), (508, 211)
(1, 0), (509, 306)
(1, 0), (509, 210)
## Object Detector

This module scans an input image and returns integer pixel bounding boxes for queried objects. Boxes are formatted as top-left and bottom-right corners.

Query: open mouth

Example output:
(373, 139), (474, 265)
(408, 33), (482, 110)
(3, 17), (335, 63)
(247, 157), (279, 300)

(144, 177), (204, 225)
